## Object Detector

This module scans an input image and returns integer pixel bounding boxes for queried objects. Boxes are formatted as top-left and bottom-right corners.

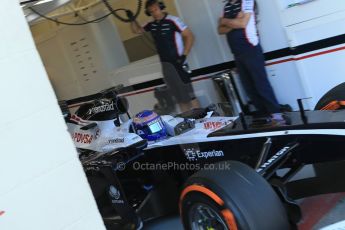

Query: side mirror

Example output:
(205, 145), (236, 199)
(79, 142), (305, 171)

(114, 115), (121, 127)
(116, 96), (129, 114)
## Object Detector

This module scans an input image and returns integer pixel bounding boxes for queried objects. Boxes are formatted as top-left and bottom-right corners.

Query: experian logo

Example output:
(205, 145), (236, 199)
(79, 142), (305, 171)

(184, 148), (224, 161)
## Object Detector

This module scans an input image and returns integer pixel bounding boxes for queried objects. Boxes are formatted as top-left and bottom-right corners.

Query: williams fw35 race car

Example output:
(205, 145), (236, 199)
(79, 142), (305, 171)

(60, 83), (345, 230)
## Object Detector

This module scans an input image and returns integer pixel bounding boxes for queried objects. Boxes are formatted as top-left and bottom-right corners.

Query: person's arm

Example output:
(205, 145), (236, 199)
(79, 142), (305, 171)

(126, 10), (146, 34)
(130, 20), (145, 34)
(218, 19), (232, 35)
(173, 16), (194, 56)
(219, 11), (251, 30)
(181, 28), (194, 56)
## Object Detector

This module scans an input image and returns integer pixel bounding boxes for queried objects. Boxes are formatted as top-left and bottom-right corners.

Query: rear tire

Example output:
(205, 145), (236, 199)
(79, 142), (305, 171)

(180, 161), (290, 230)
(315, 83), (345, 110)
(314, 83), (345, 181)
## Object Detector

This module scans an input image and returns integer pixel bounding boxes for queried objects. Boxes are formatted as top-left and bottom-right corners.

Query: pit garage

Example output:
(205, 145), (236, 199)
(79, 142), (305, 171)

(1, 0), (345, 229)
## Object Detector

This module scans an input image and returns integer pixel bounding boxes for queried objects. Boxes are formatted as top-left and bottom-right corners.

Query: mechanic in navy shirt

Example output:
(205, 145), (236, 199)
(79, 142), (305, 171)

(218, 0), (282, 120)
(130, 0), (200, 113)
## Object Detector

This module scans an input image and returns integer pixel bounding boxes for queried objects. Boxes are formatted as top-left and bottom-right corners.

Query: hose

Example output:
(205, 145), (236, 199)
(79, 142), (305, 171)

(101, 0), (143, 23)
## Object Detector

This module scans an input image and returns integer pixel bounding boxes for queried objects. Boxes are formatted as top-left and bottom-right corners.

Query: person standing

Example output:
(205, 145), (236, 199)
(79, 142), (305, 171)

(129, 0), (200, 113)
(218, 0), (283, 121)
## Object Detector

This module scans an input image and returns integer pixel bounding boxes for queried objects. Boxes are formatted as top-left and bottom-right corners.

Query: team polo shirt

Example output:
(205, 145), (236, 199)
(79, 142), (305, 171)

(223, 0), (259, 56)
(143, 14), (187, 62)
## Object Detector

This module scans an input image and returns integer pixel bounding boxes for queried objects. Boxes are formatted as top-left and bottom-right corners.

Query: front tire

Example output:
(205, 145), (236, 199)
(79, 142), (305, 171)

(180, 161), (290, 230)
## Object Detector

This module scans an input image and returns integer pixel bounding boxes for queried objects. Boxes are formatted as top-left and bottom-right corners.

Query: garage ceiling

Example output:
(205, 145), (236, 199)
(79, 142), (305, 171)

(20, 0), (104, 24)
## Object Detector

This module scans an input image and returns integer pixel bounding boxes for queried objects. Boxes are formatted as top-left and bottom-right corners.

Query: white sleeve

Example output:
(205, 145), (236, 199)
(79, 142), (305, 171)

(170, 16), (188, 32)
(242, 0), (254, 13)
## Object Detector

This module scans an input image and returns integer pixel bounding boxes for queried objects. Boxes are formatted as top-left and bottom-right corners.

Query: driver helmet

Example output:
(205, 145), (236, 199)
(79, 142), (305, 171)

(132, 110), (167, 141)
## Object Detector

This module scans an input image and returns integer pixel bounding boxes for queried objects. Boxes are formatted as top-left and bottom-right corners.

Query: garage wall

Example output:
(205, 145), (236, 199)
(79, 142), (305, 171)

(33, 11), (130, 100)
(29, 0), (180, 101)
(174, 0), (232, 70)
(0, 1), (105, 230)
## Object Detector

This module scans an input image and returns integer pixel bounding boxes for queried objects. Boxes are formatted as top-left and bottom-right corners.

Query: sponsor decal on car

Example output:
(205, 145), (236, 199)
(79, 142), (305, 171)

(184, 148), (224, 161)
(203, 119), (233, 130)
(73, 133), (93, 144)
(256, 147), (290, 173)
(88, 103), (114, 114)
(109, 186), (124, 204)
(85, 166), (100, 172)
(108, 138), (125, 144)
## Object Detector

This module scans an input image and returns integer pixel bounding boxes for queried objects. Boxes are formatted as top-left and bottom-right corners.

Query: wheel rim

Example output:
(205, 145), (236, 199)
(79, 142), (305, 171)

(188, 203), (229, 230)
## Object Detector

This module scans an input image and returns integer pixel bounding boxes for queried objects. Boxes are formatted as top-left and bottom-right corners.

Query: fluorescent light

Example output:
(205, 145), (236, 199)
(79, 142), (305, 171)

(34, 0), (54, 6)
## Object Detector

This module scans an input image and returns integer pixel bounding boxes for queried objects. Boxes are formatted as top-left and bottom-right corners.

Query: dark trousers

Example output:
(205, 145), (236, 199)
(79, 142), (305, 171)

(235, 45), (280, 115)
(161, 61), (195, 103)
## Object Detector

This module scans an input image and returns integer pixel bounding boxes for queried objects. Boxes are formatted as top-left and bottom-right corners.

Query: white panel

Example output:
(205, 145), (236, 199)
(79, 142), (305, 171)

(59, 25), (110, 95)
(88, 10), (129, 72)
(283, 10), (345, 108)
(0, 160), (105, 230)
(0, 50), (57, 126)
(295, 50), (345, 108)
(0, 0), (36, 60)
(112, 56), (162, 87)
(0, 106), (77, 196)
(37, 36), (82, 100)
(1, 1), (104, 229)
(257, 0), (290, 52)
(266, 62), (307, 110)
(280, 0), (345, 26)
(285, 10), (345, 46)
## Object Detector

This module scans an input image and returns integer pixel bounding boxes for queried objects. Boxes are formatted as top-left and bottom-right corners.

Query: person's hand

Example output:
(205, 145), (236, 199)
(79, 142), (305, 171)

(176, 54), (187, 65)
(126, 10), (135, 21)
(219, 17), (227, 26)
(236, 11), (244, 18)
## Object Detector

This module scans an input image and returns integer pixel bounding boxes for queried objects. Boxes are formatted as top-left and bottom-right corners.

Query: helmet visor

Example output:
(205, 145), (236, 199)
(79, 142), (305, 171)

(148, 120), (164, 134)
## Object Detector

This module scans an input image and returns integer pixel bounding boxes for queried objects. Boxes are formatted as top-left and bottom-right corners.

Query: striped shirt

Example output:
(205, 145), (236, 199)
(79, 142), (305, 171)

(143, 14), (187, 62)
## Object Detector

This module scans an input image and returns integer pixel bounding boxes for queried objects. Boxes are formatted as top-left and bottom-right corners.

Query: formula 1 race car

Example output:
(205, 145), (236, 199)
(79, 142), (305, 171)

(60, 82), (345, 230)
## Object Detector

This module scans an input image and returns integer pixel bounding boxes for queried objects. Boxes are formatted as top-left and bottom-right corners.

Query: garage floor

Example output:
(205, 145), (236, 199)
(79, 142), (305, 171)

(299, 193), (345, 230)
(144, 193), (345, 230)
